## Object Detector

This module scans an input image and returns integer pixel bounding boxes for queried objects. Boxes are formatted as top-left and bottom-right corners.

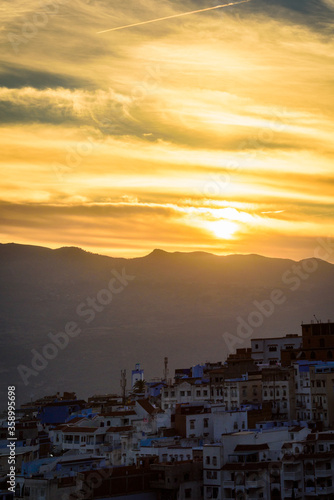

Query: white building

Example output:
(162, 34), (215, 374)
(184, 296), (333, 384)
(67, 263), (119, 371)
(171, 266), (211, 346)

(251, 334), (302, 365)
(162, 381), (210, 410)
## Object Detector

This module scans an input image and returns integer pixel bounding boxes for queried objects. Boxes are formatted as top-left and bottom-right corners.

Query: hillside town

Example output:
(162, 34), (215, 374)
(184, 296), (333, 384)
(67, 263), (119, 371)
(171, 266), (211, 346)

(1, 320), (334, 500)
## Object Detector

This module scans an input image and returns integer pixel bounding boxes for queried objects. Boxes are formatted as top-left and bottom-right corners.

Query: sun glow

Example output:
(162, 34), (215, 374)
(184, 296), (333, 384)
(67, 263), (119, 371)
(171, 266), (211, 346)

(208, 219), (239, 239)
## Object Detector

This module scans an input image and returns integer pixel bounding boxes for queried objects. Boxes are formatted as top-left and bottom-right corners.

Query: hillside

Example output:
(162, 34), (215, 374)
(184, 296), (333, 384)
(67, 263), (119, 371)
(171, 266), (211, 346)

(0, 243), (333, 405)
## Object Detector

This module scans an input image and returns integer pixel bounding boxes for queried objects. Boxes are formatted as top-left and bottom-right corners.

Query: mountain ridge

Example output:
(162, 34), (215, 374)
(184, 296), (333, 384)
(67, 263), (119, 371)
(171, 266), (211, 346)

(0, 242), (333, 405)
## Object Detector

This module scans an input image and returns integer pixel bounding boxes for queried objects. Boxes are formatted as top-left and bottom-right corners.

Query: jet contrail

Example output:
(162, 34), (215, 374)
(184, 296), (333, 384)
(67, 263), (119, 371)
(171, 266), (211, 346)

(97, 0), (252, 34)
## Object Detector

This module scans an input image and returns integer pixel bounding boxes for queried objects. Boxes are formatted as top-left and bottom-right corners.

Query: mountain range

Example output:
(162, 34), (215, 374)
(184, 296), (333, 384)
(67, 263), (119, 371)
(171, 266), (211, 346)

(0, 243), (333, 405)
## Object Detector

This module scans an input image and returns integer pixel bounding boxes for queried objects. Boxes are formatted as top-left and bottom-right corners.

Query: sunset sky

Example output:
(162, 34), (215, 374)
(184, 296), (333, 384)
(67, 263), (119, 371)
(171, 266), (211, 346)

(1, 0), (334, 260)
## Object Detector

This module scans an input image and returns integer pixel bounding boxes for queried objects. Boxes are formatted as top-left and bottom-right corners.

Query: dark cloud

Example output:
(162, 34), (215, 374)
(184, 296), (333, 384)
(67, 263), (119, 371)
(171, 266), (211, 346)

(0, 63), (92, 90)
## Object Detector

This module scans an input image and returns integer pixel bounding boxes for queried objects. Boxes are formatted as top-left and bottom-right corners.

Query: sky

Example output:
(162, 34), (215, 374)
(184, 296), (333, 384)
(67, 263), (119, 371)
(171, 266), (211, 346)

(1, 0), (334, 260)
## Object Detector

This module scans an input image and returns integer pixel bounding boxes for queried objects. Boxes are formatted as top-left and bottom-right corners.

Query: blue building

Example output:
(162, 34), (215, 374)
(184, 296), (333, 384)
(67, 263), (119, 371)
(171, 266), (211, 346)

(37, 399), (86, 425)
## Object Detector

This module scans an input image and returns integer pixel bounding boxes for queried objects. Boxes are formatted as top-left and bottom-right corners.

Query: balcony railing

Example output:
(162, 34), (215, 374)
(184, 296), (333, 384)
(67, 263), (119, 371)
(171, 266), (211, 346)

(315, 469), (332, 477)
(246, 480), (263, 488)
(284, 471), (302, 481)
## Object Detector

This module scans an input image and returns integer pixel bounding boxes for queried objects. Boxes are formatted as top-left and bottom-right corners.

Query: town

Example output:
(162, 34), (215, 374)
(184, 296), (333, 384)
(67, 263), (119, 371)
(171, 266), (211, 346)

(1, 320), (334, 500)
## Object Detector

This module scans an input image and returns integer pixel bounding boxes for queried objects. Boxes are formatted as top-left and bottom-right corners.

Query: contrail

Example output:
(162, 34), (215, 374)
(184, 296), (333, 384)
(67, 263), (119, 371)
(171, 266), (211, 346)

(97, 0), (252, 34)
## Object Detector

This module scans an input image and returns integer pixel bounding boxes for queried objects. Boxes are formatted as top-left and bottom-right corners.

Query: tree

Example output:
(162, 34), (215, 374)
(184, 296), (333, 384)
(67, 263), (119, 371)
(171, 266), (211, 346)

(132, 379), (146, 394)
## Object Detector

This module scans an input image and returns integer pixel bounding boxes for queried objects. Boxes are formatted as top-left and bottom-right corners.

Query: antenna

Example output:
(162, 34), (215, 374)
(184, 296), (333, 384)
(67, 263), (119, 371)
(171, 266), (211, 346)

(313, 315), (320, 324)
(163, 357), (169, 383)
(120, 369), (127, 405)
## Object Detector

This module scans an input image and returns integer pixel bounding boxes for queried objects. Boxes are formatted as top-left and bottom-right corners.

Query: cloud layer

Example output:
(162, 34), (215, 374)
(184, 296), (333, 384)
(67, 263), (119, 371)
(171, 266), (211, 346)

(1, 0), (333, 260)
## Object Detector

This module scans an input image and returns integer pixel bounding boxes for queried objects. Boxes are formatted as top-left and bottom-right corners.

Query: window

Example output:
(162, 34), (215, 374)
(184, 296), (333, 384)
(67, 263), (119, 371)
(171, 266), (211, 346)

(171, 391), (175, 397)
(269, 346), (277, 352)
(190, 420), (195, 430)
(180, 391), (185, 396)
(206, 456), (210, 465)
(207, 470), (218, 479)
(212, 456), (217, 466)
(204, 418), (209, 428)
(196, 390), (201, 397)
(203, 390), (208, 396)
(164, 391), (168, 397)
(185, 488), (192, 498)
(187, 391), (191, 396)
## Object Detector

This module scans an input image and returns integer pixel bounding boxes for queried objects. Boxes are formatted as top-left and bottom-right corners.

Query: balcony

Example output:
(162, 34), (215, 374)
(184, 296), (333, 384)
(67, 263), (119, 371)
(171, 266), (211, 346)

(151, 479), (177, 490)
(317, 486), (334, 494)
(283, 488), (302, 498)
(284, 471), (302, 481)
(223, 480), (234, 488)
(315, 469), (332, 477)
(246, 479), (263, 488)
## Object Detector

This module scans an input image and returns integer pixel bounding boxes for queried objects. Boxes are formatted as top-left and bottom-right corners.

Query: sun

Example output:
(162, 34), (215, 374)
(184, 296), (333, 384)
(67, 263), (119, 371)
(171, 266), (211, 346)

(208, 219), (238, 240)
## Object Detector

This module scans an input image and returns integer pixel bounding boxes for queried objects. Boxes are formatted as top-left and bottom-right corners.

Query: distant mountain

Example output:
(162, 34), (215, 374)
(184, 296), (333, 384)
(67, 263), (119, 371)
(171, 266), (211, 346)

(0, 243), (333, 405)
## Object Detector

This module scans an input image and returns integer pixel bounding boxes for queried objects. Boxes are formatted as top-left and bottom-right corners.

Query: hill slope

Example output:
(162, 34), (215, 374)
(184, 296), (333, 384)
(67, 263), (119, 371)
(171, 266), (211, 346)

(0, 243), (333, 404)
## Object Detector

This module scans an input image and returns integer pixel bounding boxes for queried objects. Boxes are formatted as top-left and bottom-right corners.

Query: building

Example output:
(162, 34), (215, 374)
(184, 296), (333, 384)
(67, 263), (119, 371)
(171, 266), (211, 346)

(294, 361), (334, 430)
(150, 460), (203, 500)
(132, 363), (144, 388)
(161, 380), (210, 410)
(262, 366), (296, 420)
(224, 372), (262, 411)
(299, 321), (334, 362)
(174, 403), (213, 439)
(251, 334), (302, 366)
